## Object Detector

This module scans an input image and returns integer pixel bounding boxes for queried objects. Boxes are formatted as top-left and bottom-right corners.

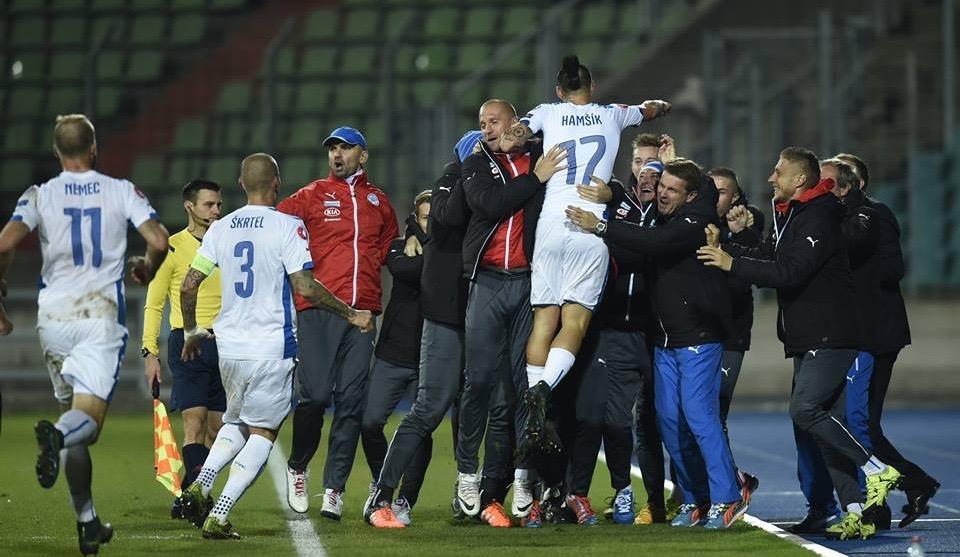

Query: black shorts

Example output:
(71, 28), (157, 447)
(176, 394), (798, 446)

(167, 328), (226, 413)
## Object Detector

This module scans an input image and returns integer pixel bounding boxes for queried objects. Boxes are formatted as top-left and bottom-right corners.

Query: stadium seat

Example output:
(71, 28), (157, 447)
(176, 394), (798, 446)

(332, 82), (373, 113)
(386, 9), (416, 39)
(283, 156), (317, 187)
(50, 52), (86, 81)
(130, 15), (168, 46)
(223, 118), (252, 149)
(2, 161), (35, 189)
(214, 81), (252, 114)
(9, 87), (45, 117)
(301, 47), (336, 76)
(172, 118), (208, 153)
(413, 80), (444, 106)
(414, 44), (451, 74)
(90, 0), (126, 12)
(11, 17), (46, 47)
(130, 155), (167, 191)
(424, 8), (459, 39)
(457, 43), (490, 73)
(341, 46), (377, 74)
(170, 14), (207, 45)
(127, 50), (164, 81)
(287, 119), (325, 150)
(95, 51), (124, 80)
(96, 86), (120, 118)
(51, 0), (88, 11)
(4, 123), (35, 153)
(50, 16), (87, 46)
(294, 82), (331, 114)
(502, 6), (538, 36)
(204, 155), (240, 186)
(579, 4), (615, 35)
(303, 8), (339, 41)
(47, 88), (84, 115)
(272, 46), (297, 77)
(344, 9), (379, 39)
(463, 7), (498, 38)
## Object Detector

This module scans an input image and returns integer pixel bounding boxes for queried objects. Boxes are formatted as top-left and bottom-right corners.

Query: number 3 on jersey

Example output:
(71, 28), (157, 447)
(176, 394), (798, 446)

(558, 135), (606, 185)
(234, 241), (255, 298)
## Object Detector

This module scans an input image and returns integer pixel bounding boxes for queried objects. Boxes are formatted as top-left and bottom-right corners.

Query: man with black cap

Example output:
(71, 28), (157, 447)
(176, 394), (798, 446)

(278, 126), (399, 520)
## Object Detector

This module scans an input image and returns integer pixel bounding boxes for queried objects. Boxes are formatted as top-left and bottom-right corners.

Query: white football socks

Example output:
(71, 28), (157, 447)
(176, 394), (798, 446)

(197, 423), (248, 496)
(55, 409), (98, 448)
(860, 455), (888, 476)
(209, 434), (273, 523)
(539, 348), (576, 389)
(64, 445), (96, 522)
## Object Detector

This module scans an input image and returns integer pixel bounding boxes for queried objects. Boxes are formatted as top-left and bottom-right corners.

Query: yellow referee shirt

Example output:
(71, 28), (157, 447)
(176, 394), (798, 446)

(142, 229), (221, 355)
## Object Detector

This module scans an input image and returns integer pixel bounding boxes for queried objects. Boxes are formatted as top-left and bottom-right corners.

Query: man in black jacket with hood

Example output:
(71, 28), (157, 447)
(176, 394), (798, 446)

(698, 146), (902, 540)
(568, 158), (744, 530)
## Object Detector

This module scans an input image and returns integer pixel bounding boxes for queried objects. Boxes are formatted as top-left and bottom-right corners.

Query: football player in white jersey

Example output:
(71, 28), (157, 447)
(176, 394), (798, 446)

(499, 56), (671, 454)
(177, 153), (374, 539)
(0, 114), (170, 555)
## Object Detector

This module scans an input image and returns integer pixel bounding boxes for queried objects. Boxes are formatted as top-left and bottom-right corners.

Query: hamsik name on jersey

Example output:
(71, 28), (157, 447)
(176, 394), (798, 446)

(561, 114), (602, 126)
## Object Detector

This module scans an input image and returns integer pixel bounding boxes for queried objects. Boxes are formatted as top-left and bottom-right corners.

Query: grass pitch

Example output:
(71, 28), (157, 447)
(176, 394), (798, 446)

(0, 412), (809, 556)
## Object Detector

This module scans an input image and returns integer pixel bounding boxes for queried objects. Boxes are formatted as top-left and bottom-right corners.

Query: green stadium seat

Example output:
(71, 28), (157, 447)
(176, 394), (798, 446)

(51, 0), (88, 8)
(128, 50), (164, 81)
(572, 40), (605, 68)
(283, 156), (317, 187)
(414, 44), (450, 73)
(159, 194), (189, 229)
(287, 119), (325, 150)
(172, 118), (208, 153)
(457, 42), (490, 72)
(50, 52), (85, 81)
(386, 9), (416, 40)
(413, 80), (444, 106)
(130, 155), (167, 191)
(502, 6), (538, 36)
(344, 9), (378, 39)
(424, 8), (459, 39)
(12, 17), (45, 47)
(90, 0), (127, 12)
(364, 118), (385, 150)
(92, 17), (125, 44)
(168, 155), (198, 185)
(132, 0), (168, 9)
(295, 82), (331, 113)
(303, 8), (339, 41)
(96, 86), (120, 118)
(172, 0), (207, 9)
(51, 17), (87, 46)
(392, 46), (415, 74)
(95, 51), (124, 80)
(332, 82), (371, 113)
(4, 123), (34, 153)
(215, 81), (252, 114)
(204, 156), (240, 186)
(579, 4), (615, 35)
(271, 46), (296, 77)
(223, 119), (251, 149)
(463, 7), (497, 38)
(498, 46), (530, 73)
(48, 88), (84, 115)
(457, 86), (485, 113)
(2, 161), (35, 189)
(11, 52), (47, 82)
(301, 47), (336, 76)
(211, 0), (248, 10)
(131, 15), (167, 45)
(341, 46), (376, 73)
(9, 86), (45, 117)
(170, 14), (207, 45)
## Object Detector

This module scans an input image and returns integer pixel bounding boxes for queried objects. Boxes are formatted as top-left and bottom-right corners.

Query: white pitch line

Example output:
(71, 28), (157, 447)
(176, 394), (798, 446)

(928, 501), (960, 515)
(598, 452), (847, 557)
(268, 441), (327, 557)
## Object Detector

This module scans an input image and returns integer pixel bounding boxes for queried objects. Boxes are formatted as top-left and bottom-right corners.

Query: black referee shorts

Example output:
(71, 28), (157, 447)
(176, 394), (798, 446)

(167, 328), (226, 413)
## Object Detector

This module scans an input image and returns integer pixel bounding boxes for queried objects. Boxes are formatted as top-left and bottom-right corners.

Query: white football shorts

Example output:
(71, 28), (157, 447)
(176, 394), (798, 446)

(220, 357), (294, 430)
(38, 318), (128, 403)
(530, 218), (610, 311)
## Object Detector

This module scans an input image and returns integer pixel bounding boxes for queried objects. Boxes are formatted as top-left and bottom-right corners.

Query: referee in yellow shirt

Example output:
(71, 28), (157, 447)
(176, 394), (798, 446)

(142, 179), (223, 518)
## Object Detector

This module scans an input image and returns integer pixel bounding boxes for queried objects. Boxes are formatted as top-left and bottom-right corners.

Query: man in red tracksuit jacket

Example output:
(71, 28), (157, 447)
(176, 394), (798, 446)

(278, 126), (399, 520)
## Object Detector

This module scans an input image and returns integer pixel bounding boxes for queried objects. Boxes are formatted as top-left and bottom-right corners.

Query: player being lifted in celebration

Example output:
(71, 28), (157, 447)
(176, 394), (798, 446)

(177, 153), (373, 540)
(0, 114), (170, 556)
(499, 56), (671, 453)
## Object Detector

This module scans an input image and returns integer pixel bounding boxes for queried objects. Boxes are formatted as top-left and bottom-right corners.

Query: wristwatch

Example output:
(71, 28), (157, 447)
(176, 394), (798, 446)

(141, 347), (153, 358)
(594, 219), (607, 236)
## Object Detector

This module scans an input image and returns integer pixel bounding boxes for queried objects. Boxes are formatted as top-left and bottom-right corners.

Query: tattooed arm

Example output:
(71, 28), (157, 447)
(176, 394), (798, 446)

(289, 270), (374, 332)
(179, 267), (212, 361)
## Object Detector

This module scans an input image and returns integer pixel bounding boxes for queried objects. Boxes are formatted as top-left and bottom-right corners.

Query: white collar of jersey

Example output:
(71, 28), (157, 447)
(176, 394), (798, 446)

(345, 168), (364, 186)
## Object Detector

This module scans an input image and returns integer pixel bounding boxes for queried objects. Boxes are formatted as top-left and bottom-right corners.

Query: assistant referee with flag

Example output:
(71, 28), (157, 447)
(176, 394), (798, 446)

(142, 179), (225, 518)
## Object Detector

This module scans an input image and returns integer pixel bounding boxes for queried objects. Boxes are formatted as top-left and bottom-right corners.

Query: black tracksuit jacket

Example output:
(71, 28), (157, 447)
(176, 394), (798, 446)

(840, 189), (911, 354)
(718, 197), (766, 352)
(728, 180), (861, 356)
(459, 142), (544, 279)
(375, 217), (425, 369)
(420, 160), (470, 327)
(604, 176), (732, 348)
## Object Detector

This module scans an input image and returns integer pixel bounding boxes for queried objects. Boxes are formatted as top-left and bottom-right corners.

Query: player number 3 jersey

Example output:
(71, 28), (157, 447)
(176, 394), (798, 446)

(193, 205), (314, 360)
(521, 102), (644, 218)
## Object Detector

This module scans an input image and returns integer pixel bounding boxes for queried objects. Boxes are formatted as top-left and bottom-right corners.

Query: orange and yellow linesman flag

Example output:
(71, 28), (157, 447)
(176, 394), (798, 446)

(153, 379), (184, 497)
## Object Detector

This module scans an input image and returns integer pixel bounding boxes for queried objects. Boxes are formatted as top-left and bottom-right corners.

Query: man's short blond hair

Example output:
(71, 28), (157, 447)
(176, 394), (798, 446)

(53, 114), (96, 158)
